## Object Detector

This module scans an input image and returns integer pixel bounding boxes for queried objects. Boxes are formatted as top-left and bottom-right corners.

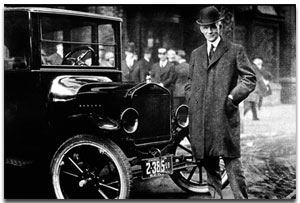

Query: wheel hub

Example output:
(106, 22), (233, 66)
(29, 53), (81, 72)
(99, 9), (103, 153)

(78, 170), (100, 188)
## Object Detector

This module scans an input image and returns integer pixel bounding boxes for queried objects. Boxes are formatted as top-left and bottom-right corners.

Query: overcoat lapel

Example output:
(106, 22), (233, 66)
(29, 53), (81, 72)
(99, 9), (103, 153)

(200, 45), (208, 69)
(207, 39), (229, 70)
(163, 62), (172, 74)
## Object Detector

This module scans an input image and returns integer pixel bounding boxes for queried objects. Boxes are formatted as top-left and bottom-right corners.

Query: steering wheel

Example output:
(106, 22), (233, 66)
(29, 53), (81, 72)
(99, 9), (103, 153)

(62, 46), (95, 66)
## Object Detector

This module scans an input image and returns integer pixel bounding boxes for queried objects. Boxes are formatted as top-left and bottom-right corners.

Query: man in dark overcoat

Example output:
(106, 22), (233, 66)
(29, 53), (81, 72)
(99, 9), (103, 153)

(187, 6), (256, 199)
(121, 43), (139, 82)
(173, 49), (189, 108)
(252, 57), (273, 110)
(135, 47), (153, 82)
(151, 48), (176, 94)
(244, 59), (268, 120)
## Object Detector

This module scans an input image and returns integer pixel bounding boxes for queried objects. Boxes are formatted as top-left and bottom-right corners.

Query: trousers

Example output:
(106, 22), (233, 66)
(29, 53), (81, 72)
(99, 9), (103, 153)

(244, 101), (259, 120)
(201, 157), (248, 199)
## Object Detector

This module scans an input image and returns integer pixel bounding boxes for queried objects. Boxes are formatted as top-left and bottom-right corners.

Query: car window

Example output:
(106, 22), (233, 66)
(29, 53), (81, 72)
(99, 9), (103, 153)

(4, 11), (30, 70)
(40, 14), (116, 68)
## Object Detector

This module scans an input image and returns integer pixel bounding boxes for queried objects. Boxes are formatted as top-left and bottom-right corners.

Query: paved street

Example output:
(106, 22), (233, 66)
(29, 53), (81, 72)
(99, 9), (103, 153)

(4, 104), (296, 199)
(241, 104), (296, 199)
(131, 104), (297, 199)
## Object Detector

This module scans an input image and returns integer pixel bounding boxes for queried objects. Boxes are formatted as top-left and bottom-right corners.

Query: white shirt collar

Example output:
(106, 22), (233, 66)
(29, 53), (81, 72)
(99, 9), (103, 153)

(160, 60), (168, 67)
(207, 36), (221, 55)
(126, 56), (134, 67)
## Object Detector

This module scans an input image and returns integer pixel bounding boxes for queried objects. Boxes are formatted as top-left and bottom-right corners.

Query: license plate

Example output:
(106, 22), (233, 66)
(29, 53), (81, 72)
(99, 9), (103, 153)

(141, 155), (173, 179)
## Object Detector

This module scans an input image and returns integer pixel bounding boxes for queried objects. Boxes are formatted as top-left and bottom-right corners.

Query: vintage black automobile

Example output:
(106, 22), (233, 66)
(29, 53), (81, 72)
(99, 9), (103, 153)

(4, 7), (228, 199)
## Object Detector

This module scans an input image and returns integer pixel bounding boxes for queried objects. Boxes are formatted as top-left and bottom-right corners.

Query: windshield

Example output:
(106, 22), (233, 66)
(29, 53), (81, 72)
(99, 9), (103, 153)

(40, 14), (117, 68)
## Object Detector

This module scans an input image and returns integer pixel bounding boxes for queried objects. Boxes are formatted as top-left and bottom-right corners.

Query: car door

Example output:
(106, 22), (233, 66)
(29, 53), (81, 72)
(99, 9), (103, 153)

(4, 11), (46, 162)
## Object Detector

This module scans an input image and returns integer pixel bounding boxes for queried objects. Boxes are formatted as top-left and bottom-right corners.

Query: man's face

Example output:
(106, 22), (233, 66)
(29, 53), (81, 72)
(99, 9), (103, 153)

(167, 50), (176, 62)
(56, 44), (64, 55)
(158, 50), (167, 61)
(200, 22), (221, 42)
(108, 56), (115, 66)
(253, 58), (263, 69)
(125, 51), (134, 59)
(106, 52), (115, 66)
(145, 53), (152, 60)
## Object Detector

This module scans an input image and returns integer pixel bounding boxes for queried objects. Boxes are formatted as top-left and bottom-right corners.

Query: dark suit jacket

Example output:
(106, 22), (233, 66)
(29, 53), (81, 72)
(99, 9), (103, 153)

(121, 60), (138, 82)
(135, 58), (152, 82)
(151, 61), (176, 92)
(173, 61), (189, 97)
(188, 39), (256, 159)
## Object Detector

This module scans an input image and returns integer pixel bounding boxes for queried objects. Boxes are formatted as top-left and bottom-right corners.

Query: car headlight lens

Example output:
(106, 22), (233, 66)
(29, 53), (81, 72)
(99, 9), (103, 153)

(120, 108), (139, 133)
(175, 104), (189, 128)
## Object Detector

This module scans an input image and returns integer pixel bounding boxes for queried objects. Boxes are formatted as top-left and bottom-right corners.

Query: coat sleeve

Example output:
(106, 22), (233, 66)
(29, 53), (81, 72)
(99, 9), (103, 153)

(229, 45), (257, 105)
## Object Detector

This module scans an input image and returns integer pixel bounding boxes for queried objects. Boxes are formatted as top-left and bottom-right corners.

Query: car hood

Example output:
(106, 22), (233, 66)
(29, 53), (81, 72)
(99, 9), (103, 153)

(49, 75), (135, 101)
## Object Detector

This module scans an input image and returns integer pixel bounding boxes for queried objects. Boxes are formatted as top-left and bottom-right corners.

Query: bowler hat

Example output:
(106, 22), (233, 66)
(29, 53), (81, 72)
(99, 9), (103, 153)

(196, 6), (224, 26)
(143, 47), (152, 54)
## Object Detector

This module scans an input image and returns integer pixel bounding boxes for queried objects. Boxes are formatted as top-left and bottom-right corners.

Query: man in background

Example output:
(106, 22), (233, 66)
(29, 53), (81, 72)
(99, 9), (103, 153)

(47, 43), (63, 65)
(135, 47), (152, 82)
(121, 42), (138, 82)
(253, 57), (273, 110)
(99, 45), (111, 67)
(151, 47), (176, 94)
(104, 51), (115, 67)
(167, 49), (178, 66)
(173, 49), (189, 108)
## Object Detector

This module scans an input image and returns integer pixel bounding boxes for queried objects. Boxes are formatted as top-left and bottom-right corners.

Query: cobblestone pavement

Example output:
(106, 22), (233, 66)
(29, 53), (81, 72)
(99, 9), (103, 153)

(131, 104), (296, 199)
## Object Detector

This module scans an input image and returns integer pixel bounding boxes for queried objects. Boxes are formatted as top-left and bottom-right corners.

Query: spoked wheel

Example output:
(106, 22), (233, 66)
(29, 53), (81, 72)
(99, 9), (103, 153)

(50, 134), (132, 199)
(170, 129), (229, 193)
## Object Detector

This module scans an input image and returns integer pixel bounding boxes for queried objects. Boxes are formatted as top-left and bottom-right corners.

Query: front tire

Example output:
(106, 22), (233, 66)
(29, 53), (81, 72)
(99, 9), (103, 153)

(170, 129), (229, 193)
(50, 134), (132, 199)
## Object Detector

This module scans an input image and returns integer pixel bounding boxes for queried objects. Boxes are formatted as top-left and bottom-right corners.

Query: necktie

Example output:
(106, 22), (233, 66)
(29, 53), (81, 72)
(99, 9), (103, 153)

(209, 44), (214, 61)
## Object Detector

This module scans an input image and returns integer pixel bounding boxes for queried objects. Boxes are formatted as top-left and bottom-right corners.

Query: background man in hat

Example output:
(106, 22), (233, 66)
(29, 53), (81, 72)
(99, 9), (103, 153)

(173, 49), (189, 109)
(151, 47), (176, 94)
(121, 42), (138, 82)
(186, 6), (256, 199)
(244, 57), (269, 120)
(135, 47), (153, 82)
(252, 57), (273, 110)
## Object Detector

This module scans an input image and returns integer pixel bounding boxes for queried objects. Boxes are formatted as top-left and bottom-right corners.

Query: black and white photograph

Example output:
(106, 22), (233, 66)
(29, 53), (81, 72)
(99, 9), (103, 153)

(3, 4), (296, 200)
